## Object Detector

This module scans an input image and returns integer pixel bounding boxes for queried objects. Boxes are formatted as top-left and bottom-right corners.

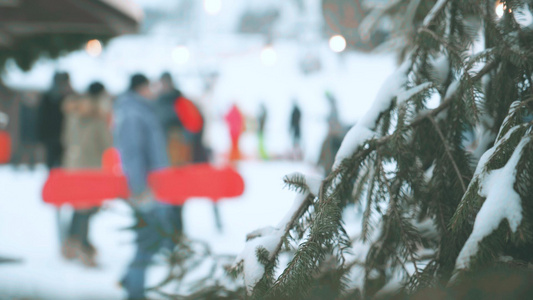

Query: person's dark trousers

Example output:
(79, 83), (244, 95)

(44, 140), (63, 169)
(122, 203), (179, 300)
(12, 143), (38, 168)
(46, 140), (65, 247)
(68, 209), (96, 248)
(170, 206), (183, 235)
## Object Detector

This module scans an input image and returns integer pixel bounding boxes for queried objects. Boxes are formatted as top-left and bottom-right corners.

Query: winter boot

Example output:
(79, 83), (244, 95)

(61, 238), (81, 260)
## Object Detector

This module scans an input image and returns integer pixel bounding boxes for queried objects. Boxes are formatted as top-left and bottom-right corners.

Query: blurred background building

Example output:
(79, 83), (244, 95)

(0, 0), (142, 164)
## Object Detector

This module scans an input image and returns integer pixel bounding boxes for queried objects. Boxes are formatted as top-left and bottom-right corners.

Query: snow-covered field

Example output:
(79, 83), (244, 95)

(0, 161), (321, 299)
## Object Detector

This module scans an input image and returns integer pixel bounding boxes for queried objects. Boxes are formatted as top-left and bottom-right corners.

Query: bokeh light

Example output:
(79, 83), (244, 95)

(329, 35), (347, 53)
(172, 46), (190, 65)
(495, 2), (504, 18)
(260, 46), (277, 66)
(85, 39), (102, 57)
(204, 0), (222, 15)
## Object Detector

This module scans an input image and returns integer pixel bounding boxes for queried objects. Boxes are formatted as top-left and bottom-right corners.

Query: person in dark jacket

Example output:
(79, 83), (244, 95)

(12, 94), (40, 169)
(156, 72), (188, 166)
(37, 72), (73, 169)
(156, 72), (182, 135)
(156, 72), (209, 164)
(115, 74), (181, 300)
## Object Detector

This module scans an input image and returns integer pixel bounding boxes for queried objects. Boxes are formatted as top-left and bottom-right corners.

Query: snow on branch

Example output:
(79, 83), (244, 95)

(332, 30), (497, 173)
(496, 101), (523, 141)
(358, 0), (402, 40)
(444, 80), (460, 101)
(282, 172), (321, 195)
(333, 60), (411, 170)
(233, 173), (322, 294)
(422, 0), (449, 27)
(397, 82), (433, 105)
(235, 229), (283, 294)
(453, 135), (531, 274)
(513, 3), (533, 28)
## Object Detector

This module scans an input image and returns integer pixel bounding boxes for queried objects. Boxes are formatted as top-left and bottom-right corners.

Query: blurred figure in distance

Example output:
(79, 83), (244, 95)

(0, 109), (10, 165)
(37, 72), (73, 169)
(289, 100), (302, 160)
(114, 74), (181, 300)
(225, 103), (244, 162)
(156, 72), (189, 166)
(156, 71), (209, 164)
(12, 93), (40, 169)
(257, 103), (268, 160)
(60, 82), (113, 267)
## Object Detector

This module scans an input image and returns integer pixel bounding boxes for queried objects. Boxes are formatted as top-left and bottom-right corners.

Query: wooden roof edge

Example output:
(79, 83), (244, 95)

(96, 0), (144, 24)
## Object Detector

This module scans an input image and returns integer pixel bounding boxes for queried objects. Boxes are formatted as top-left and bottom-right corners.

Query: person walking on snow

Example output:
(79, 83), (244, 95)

(289, 101), (302, 160)
(12, 94), (40, 169)
(225, 103), (244, 162)
(114, 74), (181, 300)
(60, 82), (113, 267)
(37, 72), (73, 169)
(257, 103), (268, 160)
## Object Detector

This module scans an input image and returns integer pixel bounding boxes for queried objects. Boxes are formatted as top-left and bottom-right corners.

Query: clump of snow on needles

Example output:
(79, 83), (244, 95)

(283, 172), (322, 196)
(396, 82), (433, 105)
(236, 230), (282, 293)
(514, 4), (533, 28)
(454, 136), (530, 273)
(422, 0), (448, 27)
(444, 80), (460, 100)
(333, 60), (411, 169)
(234, 173), (322, 294)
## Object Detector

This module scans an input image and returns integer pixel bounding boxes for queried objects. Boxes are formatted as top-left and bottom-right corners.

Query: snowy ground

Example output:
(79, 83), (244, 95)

(0, 161), (322, 299)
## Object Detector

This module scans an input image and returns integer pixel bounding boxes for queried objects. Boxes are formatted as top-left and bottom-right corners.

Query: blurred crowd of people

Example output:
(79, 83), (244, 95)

(15, 71), (209, 299)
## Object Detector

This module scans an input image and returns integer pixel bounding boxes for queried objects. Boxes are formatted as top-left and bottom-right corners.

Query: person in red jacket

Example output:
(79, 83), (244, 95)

(0, 110), (10, 164)
(156, 72), (207, 165)
(225, 104), (244, 162)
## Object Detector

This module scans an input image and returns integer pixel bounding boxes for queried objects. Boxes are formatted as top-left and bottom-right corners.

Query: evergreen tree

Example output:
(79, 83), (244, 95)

(232, 0), (533, 298)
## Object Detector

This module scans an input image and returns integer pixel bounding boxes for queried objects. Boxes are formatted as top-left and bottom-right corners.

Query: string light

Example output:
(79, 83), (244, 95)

(260, 46), (277, 66)
(172, 46), (190, 65)
(495, 1), (512, 18)
(329, 35), (347, 53)
(495, 2), (504, 18)
(204, 0), (222, 15)
(85, 39), (102, 57)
